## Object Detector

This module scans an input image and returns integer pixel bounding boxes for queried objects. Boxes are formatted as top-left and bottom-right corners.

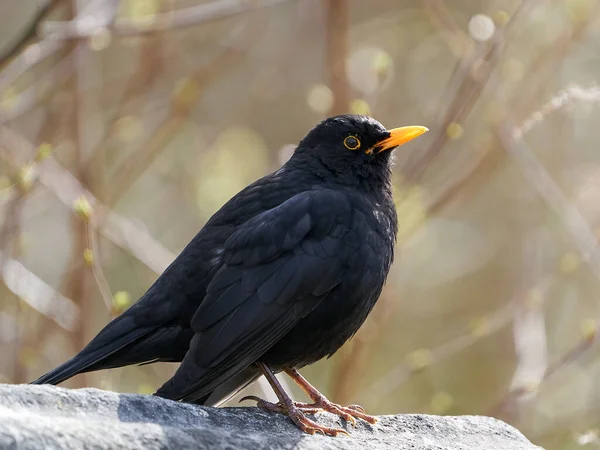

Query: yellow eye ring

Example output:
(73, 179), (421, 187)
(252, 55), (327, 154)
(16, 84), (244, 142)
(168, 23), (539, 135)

(343, 135), (361, 150)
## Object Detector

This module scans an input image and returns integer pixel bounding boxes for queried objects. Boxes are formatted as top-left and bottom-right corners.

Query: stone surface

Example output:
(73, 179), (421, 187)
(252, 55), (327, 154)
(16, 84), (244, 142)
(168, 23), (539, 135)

(0, 384), (542, 450)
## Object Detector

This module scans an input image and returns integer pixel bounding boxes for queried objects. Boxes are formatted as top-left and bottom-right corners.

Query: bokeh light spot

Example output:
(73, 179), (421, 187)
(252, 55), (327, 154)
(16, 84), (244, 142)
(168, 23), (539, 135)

(406, 348), (433, 371)
(372, 50), (393, 79)
(493, 10), (511, 26)
(468, 15), (495, 42)
(122, 0), (160, 25)
(1, 86), (18, 112)
(446, 122), (463, 139)
(306, 84), (333, 114)
(348, 47), (393, 95)
(115, 115), (142, 143)
(559, 252), (579, 274)
(350, 99), (371, 116)
(581, 319), (597, 341)
(113, 291), (133, 314)
(89, 28), (112, 51)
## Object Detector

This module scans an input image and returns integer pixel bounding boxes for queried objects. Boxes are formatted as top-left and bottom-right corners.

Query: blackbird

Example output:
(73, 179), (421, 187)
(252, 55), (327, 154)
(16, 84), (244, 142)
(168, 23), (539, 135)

(32, 114), (427, 436)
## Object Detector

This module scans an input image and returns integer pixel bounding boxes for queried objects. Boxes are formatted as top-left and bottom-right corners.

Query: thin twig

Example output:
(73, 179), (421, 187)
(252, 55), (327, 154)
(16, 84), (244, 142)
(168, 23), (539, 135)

(0, 126), (176, 275)
(424, 0), (468, 55)
(59, 0), (90, 388)
(425, 142), (501, 215)
(498, 120), (600, 267)
(507, 225), (549, 415)
(86, 216), (113, 313)
(0, 50), (75, 125)
(403, 0), (540, 183)
(366, 298), (519, 400)
(0, 0), (63, 68)
(0, 184), (25, 272)
(491, 312), (600, 417)
(326, 0), (349, 115)
(40, 0), (291, 39)
(515, 84), (600, 138)
(0, 250), (79, 331)
(105, 16), (264, 205)
(83, 32), (165, 192)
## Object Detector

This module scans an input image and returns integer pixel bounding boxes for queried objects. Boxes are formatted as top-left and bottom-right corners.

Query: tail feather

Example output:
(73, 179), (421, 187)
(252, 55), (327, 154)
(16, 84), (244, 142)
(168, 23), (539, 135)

(32, 261), (201, 386)
(31, 300), (193, 385)
(32, 316), (157, 385)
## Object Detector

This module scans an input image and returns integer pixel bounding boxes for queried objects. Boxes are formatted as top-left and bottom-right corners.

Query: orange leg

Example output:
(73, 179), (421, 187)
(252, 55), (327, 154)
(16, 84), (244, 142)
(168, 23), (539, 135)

(284, 367), (378, 425)
(241, 362), (350, 437)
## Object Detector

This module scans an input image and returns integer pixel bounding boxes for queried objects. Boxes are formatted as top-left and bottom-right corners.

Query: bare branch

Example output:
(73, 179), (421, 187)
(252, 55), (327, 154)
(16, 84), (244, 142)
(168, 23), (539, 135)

(41, 157), (177, 273)
(326, 0), (349, 115)
(515, 84), (600, 138)
(0, 127), (175, 274)
(105, 14), (265, 205)
(403, 0), (541, 183)
(40, 0), (292, 39)
(366, 299), (518, 399)
(1, 251), (79, 331)
(86, 217), (113, 313)
(0, 0), (62, 68)
(0, 51), (75, 125)
(0, 40), (65, 94)
(497, 121), (600, 267)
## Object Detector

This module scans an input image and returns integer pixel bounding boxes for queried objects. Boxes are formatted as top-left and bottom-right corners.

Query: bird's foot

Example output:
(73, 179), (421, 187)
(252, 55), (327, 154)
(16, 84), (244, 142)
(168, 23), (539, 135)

(282, 367), (378, 426)
(295, 397), (378, 426)
(240, 395), (350, 437)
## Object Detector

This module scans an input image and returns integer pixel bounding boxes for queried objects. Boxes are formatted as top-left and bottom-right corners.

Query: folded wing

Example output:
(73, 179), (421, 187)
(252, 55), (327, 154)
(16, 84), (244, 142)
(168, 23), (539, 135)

(155, 189), (352, 402)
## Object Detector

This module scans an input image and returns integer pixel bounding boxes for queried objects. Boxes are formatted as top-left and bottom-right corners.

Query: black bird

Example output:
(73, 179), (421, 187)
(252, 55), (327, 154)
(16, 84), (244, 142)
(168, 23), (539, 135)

(32, 115), (427, 436)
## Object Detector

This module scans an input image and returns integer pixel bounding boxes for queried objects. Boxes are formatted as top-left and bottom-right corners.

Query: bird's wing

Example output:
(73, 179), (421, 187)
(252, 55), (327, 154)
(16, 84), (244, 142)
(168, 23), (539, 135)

(155, 189), (353, 401)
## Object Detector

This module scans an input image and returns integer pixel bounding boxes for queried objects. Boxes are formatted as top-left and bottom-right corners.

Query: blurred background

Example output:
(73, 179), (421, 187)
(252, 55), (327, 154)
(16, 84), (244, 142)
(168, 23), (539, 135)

(0, 0), (599, 448)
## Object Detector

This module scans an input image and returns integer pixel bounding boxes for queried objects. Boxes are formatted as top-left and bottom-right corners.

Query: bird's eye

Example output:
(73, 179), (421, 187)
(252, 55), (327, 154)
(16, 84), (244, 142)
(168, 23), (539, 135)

(343, 136), (360, 150)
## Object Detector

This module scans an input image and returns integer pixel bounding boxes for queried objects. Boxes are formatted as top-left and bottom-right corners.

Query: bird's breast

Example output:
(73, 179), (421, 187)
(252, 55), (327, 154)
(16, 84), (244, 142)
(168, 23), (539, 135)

(263, 202), (396, 369)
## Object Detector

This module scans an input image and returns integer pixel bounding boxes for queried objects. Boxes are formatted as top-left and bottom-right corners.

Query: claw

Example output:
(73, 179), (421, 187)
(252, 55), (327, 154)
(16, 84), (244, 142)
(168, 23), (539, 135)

(249, 363), (370, 436)
(347, 404), (366, 413)
(283, 367), (378, 427)
(332, 429), (351, 437)
(246, 394), (349, 437)
(239, 395), (262, 404)
(245, 393), (377, 428)
(296, 398), (376, 426)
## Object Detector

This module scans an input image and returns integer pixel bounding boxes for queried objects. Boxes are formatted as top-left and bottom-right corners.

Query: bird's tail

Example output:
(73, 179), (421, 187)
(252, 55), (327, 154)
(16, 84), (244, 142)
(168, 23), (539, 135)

(31, 300), (191, 385)
(31, 308), (155, 385)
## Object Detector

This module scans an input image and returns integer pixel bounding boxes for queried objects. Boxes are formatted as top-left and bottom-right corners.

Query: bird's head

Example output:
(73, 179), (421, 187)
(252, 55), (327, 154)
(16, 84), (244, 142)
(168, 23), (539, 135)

(293, 114), (428, 184)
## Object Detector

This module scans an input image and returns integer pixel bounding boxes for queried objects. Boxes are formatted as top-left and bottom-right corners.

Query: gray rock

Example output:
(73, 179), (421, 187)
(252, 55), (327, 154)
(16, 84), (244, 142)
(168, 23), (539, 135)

(0, 384), (542, 450)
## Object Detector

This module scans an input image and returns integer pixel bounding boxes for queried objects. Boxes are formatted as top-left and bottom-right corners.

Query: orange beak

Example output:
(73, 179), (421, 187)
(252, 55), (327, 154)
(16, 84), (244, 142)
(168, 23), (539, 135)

(376, 126), (428, 153)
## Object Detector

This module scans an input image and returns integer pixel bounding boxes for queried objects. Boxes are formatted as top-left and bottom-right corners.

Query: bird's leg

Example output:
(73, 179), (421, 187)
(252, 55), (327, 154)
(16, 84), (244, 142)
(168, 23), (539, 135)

(284, 367), (378, 425)
(241, 362), (349, 437)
